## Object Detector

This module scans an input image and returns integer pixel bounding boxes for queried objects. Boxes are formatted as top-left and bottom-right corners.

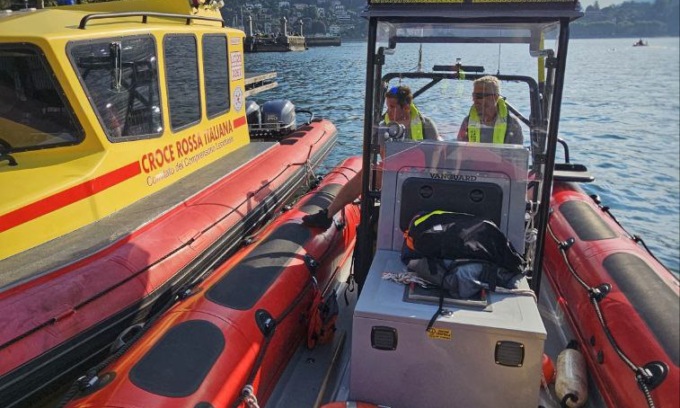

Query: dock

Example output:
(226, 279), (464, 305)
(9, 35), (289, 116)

(244, 35), (306, 53)
(244, 72), (278, 97)
(306, 36), (341, 47)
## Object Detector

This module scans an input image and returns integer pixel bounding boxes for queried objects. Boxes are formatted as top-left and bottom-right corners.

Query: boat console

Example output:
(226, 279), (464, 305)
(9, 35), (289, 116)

(350, 140), (546, 407)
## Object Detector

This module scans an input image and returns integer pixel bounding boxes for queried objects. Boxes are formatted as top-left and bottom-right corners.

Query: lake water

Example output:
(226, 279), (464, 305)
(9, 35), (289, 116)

(245, 37), (680, 274)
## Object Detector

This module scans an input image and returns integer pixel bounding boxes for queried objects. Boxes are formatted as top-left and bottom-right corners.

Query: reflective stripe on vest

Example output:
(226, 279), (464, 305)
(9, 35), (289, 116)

(384, 104), (424, 140)
(467, 98), (508, 144)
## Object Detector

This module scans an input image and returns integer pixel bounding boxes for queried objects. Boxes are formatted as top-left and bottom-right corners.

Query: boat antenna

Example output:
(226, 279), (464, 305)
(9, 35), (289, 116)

(497, 43), (502, 75)
(416, 43), (424, 72)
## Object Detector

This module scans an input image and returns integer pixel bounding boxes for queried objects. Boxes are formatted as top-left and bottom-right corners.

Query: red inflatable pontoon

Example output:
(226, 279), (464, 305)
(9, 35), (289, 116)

(543, 181), (679, 408)
(64, 156), (362, 408)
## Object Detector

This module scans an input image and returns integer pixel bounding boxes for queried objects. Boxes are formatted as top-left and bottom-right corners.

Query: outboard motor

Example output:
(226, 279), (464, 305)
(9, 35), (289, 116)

(245, 100), (261, 130)
(250, 99), (297, 139)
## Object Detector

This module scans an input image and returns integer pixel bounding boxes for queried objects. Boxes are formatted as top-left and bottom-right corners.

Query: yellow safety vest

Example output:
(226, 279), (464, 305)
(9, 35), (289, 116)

(384, 104), (424, 140)
(467, 98), (508, 144)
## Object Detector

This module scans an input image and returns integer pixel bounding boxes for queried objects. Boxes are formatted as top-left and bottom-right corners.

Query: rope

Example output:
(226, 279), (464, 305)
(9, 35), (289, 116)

(381, 271), (430, 288)
(494, 286), (538, 302)
(302, 143), (317, 190)
(523, 200), (540, 269)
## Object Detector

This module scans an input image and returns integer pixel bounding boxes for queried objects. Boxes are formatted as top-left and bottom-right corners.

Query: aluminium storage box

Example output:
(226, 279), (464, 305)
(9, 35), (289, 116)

(350, 250), (547, 408)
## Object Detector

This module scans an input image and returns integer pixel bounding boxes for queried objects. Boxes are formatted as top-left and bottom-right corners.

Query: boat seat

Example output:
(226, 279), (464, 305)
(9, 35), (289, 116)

(398, 177), (504, 232)
(376, 141), (529, 253)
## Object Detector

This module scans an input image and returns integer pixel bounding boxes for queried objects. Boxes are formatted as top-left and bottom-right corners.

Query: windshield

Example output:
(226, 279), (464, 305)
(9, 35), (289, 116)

(366, 19), (563, 274)
(373, 21), (560, 160)
(0, 45), (82, 153)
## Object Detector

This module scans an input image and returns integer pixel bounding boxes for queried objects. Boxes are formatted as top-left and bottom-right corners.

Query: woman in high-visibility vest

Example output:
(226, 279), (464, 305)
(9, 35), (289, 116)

(457, 76), (523, 145)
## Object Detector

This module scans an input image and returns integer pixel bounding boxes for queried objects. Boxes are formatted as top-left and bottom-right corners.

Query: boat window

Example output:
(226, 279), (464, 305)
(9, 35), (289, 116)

(0, 45), (82, 153)
(203, 35), (230, 118)
(164, 35), (201, 131)
(69, 35), (163, 141)
(372, 21), (560, 168)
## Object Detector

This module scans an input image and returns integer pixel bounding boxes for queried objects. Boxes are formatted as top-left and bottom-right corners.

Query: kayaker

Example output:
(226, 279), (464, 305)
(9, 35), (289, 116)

(303, 85), (440, 230)
(457, 76), (523, 145)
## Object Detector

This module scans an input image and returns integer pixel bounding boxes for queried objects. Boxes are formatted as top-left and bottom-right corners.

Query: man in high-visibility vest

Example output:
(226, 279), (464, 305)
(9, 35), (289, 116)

(457, 76), (523, 145)
(303, 85), (440, 230)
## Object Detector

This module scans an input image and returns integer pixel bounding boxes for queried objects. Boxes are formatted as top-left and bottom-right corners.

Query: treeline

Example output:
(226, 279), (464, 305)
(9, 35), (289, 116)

(573, 0), (679, 37)
(7, 0), (678, 39)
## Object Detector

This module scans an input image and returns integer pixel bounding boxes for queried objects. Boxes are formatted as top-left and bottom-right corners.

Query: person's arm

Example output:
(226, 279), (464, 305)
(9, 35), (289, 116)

(457, 117), (469, 141)
(420, 115), (445, 169)
(506, 116), (524, 145)
(422, 116), (442, 141)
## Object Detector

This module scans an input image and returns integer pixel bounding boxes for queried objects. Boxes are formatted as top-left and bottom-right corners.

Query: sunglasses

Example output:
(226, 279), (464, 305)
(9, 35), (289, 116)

(388, 86), (400, 95)
(472, 92), (496, 99)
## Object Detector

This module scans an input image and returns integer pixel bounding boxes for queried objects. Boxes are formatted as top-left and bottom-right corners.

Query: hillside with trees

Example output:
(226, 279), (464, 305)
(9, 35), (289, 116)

(573, 0), (679, 37)
(5, 0), (678, 39)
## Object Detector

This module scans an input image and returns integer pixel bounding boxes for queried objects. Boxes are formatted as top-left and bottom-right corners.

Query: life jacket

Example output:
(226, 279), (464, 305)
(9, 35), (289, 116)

(384, 103), (424, 140)
(467, 97), (508, 144)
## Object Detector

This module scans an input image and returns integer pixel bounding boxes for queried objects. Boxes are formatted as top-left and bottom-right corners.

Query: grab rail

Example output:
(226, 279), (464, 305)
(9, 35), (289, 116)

(79, 12), (225, 30)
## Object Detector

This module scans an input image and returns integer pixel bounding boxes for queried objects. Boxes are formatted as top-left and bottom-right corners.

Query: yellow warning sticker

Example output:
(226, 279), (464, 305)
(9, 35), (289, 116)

(427, 327), (452, 340)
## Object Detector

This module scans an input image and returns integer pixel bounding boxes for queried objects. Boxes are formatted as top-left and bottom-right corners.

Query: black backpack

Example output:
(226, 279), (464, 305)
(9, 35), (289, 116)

(402, 210), (524, 275)
(402, 211), (526, 330)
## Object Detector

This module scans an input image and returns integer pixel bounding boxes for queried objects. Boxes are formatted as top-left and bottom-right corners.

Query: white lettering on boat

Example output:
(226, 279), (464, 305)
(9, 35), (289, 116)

(429, 172), (478, 182)
(146, 166), (176, 186)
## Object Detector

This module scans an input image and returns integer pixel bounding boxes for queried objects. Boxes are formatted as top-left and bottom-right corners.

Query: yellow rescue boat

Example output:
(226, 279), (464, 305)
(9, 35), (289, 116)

(0, 1), (337, 406)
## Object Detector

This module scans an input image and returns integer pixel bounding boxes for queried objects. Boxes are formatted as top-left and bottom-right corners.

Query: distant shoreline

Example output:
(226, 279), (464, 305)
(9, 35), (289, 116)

(339, 35), (678, 42)
(570, 35), (680, 39)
